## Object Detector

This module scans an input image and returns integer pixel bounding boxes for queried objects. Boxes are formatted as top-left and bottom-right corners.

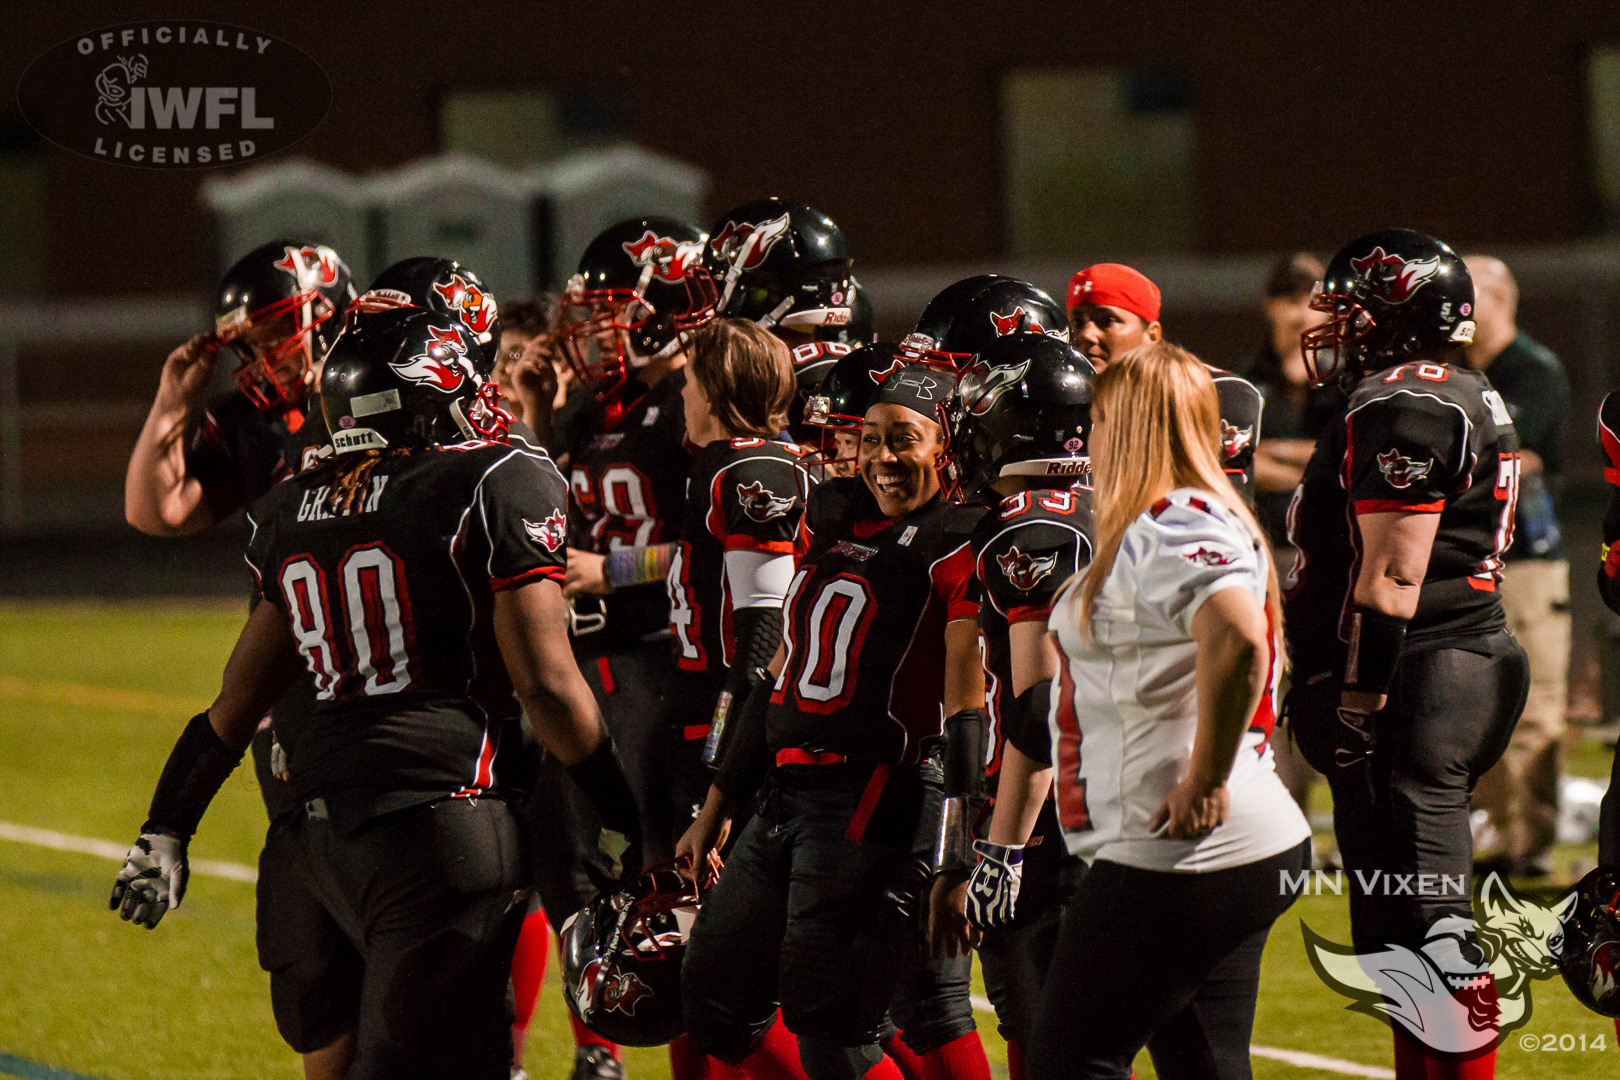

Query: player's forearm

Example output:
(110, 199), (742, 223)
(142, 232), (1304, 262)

(942, 619), (986, 715)
(986, 745), (1050, 846)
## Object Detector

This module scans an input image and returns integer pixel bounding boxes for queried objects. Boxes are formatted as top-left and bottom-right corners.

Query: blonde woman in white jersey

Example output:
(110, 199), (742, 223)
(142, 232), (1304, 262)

(990, 343), (1310, 1080)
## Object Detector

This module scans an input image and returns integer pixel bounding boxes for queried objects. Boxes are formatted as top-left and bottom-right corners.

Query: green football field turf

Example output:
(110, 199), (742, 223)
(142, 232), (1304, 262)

(0, 599), (1616, 1080)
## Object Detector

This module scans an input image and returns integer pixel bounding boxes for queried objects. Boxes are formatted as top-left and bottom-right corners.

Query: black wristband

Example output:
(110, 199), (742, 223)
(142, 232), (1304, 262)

(146, 711), (244, 839)
(714, 670), (773, 804)
(1343, 605), (1408, 698)
(1008, 683), (1054, 767)
(942, 709), (987, 800)
(566, 739), (642, 842)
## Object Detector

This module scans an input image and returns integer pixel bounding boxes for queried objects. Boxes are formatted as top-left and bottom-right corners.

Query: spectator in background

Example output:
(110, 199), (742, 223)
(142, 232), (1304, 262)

(1465, 255), (1573, 878)
(495, 296), (593, 468)
(1243, 253), (1339, 548)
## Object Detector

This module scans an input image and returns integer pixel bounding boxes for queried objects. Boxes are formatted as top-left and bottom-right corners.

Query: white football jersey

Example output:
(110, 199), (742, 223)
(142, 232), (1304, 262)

(1047, 488), (1310, 872)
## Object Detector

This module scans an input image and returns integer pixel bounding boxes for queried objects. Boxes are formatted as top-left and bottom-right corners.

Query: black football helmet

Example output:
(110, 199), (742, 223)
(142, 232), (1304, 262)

(561, 862), (701, 1046)
(1302, 228), (1475, 387)
(802, 341), (902, 472)
(781, 341), (856, 444)
(321, 308), (507, 454)
(706, 199), (854, 336)
(834, 276), (876, 346)
(943, 332), (1095, 502)
(352, 257), (502, 374)
(559, 217), (719, 399)
(214, 240), (356, 411)
(900, 277), (1067, 369)
(1556, 865), (1620, 1017)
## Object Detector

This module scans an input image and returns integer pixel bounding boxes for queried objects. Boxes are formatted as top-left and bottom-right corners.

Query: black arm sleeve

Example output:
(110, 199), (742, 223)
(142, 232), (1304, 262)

(1007, 683), (1053, 768)
(714, 673), (773, 805)
(145, 712), (245, 839)
(723, 606), (783, 702)
(566, 739), (642, 843)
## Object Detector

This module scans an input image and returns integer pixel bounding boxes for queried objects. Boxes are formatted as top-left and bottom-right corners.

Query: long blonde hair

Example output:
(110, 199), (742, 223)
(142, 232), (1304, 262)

(1076, 342), (1284, 651)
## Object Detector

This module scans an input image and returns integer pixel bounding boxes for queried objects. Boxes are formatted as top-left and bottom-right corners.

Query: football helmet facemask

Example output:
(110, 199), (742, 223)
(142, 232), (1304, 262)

(559, 218), (718, 400)
(214, 241), (356, 411)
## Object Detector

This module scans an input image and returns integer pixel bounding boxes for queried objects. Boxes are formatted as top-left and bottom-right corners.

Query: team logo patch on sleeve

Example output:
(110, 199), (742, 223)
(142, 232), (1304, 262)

(736, 481), (796, 522)
(1183, 546), (1235, 567)
(1377, 448), (1434, 489)
(996, 546), (1058, 591)
(1220, 418), (1254, 457)
(523, 508), (567, 551)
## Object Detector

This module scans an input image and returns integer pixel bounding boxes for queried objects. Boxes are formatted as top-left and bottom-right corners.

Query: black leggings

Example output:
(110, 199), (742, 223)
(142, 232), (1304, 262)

(1288, 632), (1528, 947)
(1028, 841), (1309, 1080)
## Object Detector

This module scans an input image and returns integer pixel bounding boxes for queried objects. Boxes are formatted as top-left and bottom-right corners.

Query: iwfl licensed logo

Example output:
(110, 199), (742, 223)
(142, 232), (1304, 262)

(18, 21), (330, 168)
(1298, 871), (1573, 1054)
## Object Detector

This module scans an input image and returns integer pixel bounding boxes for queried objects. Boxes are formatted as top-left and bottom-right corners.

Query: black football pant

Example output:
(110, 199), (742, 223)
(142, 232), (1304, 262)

(976, 799), (1080, 1049)
(887, 929), (977, 1056)
(580, 638), (711, 864)
(683, 764), (928, 1080)
(1027, 841), (1310, 1080)
(1288, 631), (1528, 948)
(291, 797), (529, 1080)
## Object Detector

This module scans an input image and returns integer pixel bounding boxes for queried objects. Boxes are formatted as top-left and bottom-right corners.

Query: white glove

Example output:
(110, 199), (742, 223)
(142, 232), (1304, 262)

(965, 839), (1024, 931)
(109, 831), (189, 929)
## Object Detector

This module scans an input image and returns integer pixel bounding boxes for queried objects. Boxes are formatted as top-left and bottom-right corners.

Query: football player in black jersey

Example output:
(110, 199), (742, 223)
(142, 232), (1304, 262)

(936, 333), (1095, 1080)
(1283, 231), (1528, 1080)
(677, 363), (988, 1080)
(804, 343), (904, 479)
(110, 308), (641, 1080)
(671, 319), (810, 768)
(704, 198), (866, 467)
(126, 239), (355, 534)
(1066, 262), (1264, 503)
(899, 276), (1068, 371)
(122, 239), (356, 1076)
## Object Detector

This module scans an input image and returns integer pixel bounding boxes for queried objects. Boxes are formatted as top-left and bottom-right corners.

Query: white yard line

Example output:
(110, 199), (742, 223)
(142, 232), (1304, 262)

(0, 820), (257, 882)
(969, 995), (1393, 1079)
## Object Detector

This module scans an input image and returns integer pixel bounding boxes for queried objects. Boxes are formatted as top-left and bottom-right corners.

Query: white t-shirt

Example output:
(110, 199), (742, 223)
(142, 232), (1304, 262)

(1046, 488), (1310, 872)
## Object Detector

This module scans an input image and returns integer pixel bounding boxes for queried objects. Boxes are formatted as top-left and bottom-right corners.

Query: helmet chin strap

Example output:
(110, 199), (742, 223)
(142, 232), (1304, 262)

(718, 229), (770, 312)
(758, 294), (796, 331)
(448, 398), (477, 439)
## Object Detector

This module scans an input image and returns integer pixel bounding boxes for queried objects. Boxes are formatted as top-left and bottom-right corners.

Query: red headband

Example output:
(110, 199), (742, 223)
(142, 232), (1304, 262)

(1066, 263), (1162, 324)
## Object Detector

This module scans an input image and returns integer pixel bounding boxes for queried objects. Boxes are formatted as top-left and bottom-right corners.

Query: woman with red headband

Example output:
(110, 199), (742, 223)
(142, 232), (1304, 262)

(1067, 262), (1264, 504)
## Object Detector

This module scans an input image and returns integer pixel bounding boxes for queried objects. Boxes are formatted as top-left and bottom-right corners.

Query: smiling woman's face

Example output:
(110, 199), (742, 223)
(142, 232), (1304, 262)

(859, 403), (942, 518)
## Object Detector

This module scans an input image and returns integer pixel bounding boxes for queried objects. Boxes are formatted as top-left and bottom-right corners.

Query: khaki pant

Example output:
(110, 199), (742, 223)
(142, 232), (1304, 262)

(1474, 559), (1569, 865)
